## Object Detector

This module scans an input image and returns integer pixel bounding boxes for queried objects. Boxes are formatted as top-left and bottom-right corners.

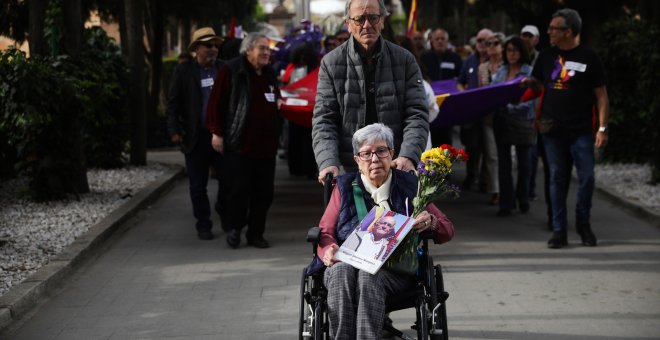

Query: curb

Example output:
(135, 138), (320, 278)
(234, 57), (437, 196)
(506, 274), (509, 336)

(0, 164), (184, 334)
(595, 181), (660, 229)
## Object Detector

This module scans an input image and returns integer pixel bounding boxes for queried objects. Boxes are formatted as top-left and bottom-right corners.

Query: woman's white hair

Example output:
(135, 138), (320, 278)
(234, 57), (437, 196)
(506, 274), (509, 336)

(352, 123), (394, 154)
(239, 32), (269, 55)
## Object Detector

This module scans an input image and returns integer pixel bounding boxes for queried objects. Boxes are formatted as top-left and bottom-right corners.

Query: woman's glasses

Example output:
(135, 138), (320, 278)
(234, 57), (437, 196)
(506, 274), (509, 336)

(486, 40), (501, 47)
(349, 14), (382, 26)
(356, 147), (391, 161)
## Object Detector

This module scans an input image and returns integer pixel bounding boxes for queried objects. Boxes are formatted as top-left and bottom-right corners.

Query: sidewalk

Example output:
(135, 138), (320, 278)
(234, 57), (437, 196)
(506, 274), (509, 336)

(3, 150), (660, 339)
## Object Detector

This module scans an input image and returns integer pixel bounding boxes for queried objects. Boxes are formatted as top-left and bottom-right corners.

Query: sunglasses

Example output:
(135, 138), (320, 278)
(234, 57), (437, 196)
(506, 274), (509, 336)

(486, 41), (501, 47)
(476, 38), (486, 44)
(202, 42), (220, 49)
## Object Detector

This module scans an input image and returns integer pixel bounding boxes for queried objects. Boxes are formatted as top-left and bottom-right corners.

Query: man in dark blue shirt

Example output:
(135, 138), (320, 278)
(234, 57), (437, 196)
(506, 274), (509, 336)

(420, 28), (463, 148)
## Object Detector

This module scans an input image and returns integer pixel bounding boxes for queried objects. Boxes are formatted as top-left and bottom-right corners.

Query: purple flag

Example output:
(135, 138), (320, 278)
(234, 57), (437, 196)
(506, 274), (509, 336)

(431, 76), (527, 127)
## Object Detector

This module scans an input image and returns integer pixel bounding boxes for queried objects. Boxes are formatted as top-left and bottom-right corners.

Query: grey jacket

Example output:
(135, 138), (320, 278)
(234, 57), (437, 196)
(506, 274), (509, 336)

(312, 37), (429, 171)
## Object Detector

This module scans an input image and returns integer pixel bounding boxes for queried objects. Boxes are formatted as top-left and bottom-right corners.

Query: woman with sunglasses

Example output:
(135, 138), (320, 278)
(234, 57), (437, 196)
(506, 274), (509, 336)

(477, 32), (506, 206)
(491, 36), (538, 217)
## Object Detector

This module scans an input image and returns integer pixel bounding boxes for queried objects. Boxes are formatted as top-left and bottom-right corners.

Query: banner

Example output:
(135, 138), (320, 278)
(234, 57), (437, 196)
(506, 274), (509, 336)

(279, 71), (527, 129)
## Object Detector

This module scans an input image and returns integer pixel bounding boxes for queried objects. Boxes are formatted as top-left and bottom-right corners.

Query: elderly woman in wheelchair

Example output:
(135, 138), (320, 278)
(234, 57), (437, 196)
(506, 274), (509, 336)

(315, 123), (454, 339)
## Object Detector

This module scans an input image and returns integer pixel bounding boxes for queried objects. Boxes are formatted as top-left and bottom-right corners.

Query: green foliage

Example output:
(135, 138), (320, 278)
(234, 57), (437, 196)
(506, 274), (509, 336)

(0, 48), (83, 199)
(0, 27), (128, 198)
(598, 18), (660, 179)
(77, 27), (129, 168)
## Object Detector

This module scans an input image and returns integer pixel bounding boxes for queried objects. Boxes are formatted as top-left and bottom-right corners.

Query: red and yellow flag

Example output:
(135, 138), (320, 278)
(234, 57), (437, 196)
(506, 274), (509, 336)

(406, 0), (418, 37)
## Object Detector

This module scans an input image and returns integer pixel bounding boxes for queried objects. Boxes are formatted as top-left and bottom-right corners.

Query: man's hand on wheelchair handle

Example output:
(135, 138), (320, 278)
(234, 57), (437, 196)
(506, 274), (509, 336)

(392, 156), (416, 173)
(323, 244), (339, 267)
(318, 166), (339, 185)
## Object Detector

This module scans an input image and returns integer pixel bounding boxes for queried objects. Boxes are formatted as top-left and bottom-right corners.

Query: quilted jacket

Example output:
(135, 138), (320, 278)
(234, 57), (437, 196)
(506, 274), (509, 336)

(312, 37), (429, 171)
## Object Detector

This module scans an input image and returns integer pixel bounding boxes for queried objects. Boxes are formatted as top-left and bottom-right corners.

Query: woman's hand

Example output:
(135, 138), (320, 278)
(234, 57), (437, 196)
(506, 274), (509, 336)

(322, 244), (339, 267)
(211, 134), (224, 154)
(413, 211), (434, 232)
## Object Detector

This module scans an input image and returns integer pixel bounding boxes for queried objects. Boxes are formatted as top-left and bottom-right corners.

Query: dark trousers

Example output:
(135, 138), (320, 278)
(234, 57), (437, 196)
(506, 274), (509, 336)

(223, 151), (276, 240)
(184, 130), (225, 232)
(460, 123), (483, 186)
(534, 135), (572, 225)
(496, 141), (531, 211)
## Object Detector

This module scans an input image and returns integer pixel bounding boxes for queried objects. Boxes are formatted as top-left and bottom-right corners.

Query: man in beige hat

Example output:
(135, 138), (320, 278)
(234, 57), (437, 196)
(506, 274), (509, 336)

(166, 27), (226, 241)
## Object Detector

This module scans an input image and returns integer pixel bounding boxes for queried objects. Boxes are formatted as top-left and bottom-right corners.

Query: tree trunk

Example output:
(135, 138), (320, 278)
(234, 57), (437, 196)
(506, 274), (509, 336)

(62, 0), (89, 193)
(62, 0), (82, 57)
(147, 0), (164, 148)
(124, 0), (147, 165)
(28, 0), (49, 57)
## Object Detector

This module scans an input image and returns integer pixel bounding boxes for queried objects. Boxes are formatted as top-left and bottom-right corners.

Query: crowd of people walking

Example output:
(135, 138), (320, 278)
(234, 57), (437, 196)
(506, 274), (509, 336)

(165, 1), (609, 252)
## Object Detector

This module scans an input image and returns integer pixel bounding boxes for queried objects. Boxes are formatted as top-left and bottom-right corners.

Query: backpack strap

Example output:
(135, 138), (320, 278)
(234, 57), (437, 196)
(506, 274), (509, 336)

(352, 178), (368, 220)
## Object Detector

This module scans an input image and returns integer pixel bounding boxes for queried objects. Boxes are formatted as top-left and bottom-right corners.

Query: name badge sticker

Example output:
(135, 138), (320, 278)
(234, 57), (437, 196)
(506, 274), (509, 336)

(264, 93), (276, 102)
(564, 61), (587, 72)
(201, 78), (214, 88)
(440, 62), (455, 70)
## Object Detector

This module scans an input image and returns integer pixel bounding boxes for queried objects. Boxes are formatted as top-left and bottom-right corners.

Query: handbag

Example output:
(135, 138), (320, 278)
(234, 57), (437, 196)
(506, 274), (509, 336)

(502, 114), (536, 146)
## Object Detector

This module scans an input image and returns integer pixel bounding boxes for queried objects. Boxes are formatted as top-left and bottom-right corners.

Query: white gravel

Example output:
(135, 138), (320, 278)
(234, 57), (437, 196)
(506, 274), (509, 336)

(594, 163), (660, 210)
(0, 164), (168, 296)
(0, 162), (658, 298)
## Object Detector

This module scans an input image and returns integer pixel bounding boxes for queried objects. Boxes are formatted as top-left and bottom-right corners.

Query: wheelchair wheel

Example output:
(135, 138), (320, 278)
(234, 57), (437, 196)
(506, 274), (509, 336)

(313, 300), (325, 339)
(299, 269), (312, 340)
(416, 294), (429, 340)
(433, 265), (449, 340)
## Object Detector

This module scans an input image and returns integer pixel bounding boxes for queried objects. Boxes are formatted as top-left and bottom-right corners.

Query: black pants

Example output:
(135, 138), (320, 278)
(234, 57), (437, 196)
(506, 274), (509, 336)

(183, 130), (225, 232)
(223, 151), (276, 240)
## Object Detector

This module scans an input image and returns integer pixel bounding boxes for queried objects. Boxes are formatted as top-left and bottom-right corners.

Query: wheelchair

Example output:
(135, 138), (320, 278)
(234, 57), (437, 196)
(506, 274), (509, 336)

(298, 175), (449, 340)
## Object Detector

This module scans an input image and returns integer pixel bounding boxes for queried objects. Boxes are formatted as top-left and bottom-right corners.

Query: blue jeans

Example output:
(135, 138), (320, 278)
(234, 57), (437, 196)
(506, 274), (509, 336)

(184, 130), (225, 231)
(542, 133), (595, 232)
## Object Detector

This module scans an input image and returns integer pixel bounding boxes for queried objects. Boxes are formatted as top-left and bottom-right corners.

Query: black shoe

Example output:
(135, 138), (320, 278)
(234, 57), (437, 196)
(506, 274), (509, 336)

(496, 209), (511, 217)
(547, 231), (568, 249)
(576, 224), (598, 247)
(519, 202), (530, 214)
(197, 229), (214, 240)
(226, 229), (240, 248)
(247, 237), (270, 249)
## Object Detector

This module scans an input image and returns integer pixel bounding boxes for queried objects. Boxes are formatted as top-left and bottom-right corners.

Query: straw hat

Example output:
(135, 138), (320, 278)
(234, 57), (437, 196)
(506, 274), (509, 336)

(188, 27), (223, 52)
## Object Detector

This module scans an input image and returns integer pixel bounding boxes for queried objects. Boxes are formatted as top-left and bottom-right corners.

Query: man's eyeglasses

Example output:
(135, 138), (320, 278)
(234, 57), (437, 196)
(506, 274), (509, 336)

(349, 14), (381, 26)
(547, 26), (569, 32)
(476, 38), (486, 44)
(356, 147), (391, 161)
(203, 42), (220, 49)
(485, 40), (501, 47)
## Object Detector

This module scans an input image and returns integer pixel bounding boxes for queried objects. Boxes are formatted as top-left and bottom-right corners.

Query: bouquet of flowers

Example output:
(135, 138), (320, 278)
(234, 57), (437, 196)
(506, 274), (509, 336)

(412, 144), (469, 217)
(385, 144), (467, 274)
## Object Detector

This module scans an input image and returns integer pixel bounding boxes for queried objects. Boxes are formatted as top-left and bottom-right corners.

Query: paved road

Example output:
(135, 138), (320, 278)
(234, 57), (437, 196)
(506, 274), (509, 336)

(6, 151), (660, 339)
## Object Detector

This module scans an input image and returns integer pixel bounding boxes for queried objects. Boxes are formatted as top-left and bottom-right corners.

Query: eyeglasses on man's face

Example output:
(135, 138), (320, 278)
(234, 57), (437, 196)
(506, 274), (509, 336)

(356, 147), (391, 161)
(349, 14), (381, 26)
(547, 26), (569, 32)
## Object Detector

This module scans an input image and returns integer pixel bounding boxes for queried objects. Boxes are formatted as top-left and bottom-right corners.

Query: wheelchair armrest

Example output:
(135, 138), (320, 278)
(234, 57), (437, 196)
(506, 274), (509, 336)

(307, 226), (321, 243)
(418, 230), (434, 240)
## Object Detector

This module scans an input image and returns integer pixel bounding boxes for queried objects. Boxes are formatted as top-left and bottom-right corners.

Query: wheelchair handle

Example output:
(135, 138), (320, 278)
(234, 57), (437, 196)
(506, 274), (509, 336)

(323, 173), (334, 207)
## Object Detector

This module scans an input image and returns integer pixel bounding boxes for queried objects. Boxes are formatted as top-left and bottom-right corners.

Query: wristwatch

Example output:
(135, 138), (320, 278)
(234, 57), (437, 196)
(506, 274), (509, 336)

(598, 126), (608, 133)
